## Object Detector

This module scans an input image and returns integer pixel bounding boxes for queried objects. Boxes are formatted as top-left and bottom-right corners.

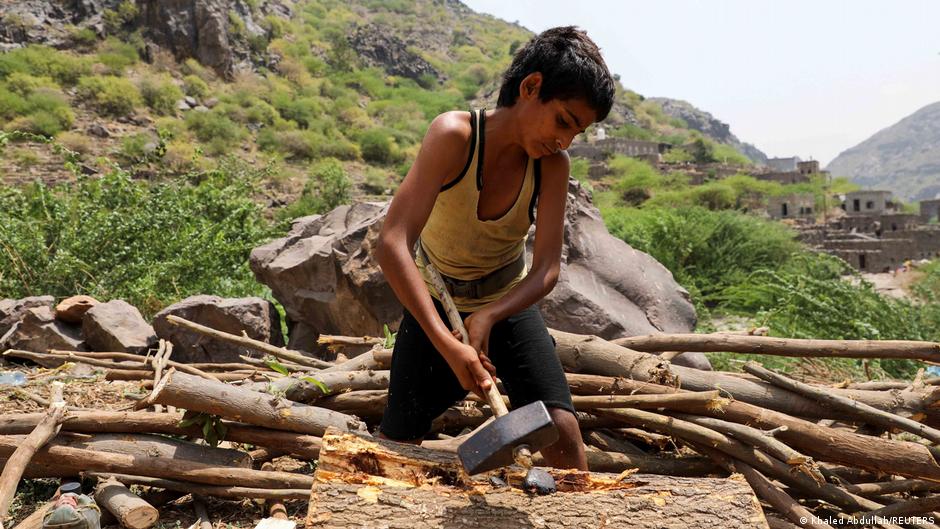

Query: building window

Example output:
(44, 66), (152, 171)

(866, 201), (875, 209)
(853, 199), (860, 212)
(859, 254), (866, 269)
(781, 204), (788, 217)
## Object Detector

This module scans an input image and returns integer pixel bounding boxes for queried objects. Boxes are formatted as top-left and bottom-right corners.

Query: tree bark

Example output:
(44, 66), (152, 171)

(87, 473), (309, 500)
(244, 371), (391, 403)
(52, 432), (251, 468)
(138, 368), (366, 436)
(94, 477), (159, 529)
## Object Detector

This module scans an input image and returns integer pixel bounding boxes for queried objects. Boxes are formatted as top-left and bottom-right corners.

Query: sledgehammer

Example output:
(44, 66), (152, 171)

(417, 247), (559, 479)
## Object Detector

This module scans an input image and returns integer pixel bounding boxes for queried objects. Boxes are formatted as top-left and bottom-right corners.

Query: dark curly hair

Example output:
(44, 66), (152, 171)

(497, 26), (615, 121)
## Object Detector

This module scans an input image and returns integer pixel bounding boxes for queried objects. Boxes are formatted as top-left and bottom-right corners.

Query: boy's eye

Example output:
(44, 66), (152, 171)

(556, 115), (569, 128)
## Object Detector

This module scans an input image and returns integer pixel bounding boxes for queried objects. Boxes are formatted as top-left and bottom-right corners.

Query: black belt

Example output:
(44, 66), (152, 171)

(418, 239), (525, 299)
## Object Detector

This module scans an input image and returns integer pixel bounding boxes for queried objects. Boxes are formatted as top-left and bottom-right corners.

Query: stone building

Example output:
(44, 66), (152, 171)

(920, 198), (940, 223)
(567, 138), (671, 163)
(768, 193), (815, 220)
(842, 190), (894, 215)
(797, 160), (819, 175)
(766, 156), (801, 172)
(754, 171), (811, 185)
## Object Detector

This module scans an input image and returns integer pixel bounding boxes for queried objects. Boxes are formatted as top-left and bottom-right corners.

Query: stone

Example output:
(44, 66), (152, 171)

(184, 96), (198, 107)
(0, 306), (84, 353)
(82, 300), (157, 354)
(348, 24), (443, 85)
(203, 97), (219, 109)
(192, 105), (209, 112)
(0, 296), (54, 337)
(176, 99), (191, 111)
(55, 295), (100, 324)
(250, 182), (707, 368)
(152, 295), (284, 363)
(139, 0), (235, 79)
(87, 123), (111, 138)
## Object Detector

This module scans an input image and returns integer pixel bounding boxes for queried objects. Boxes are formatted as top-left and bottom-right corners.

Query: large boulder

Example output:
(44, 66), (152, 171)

(81, 300), (156, 354)
(152, 295), (284, 363)
(0, 296), (54, 337)
(250, 182), (708, 368)
(0, 306), (84, 353)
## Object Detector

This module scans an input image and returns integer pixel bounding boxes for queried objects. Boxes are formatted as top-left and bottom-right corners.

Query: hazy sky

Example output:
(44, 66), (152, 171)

(463, 0), (940, 165)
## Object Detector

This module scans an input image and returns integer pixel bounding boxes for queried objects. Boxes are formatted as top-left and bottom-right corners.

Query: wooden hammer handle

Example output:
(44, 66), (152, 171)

(419, 249), (509, 418)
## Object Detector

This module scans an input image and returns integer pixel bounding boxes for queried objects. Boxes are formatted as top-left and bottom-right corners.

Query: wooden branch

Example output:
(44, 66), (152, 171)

(94, 477), (159, 529)
(87, 474), (309, 500)
(614, 333), (940, 362)
(3, 350), (147, 370)
(744, 361), (940, 444)
(571, 390), (725, 410)
(316, 335), (382, 347)
(165, 315), (331, 369)
(239, 355), (315, 373)
(861, 495), (940, 522)
(192, 495), (212, 529)
(244, 370), (391, 403)
(105, 370), (253, 382)
(53, 432), (251, 468)
(138, 369), (366, 436)
(0, 381), (65, 519)
(0, 411), (322, 460)
(0, 437), (314, 489)
(49, 349), (223, 382)
(151, 341), (168, 413)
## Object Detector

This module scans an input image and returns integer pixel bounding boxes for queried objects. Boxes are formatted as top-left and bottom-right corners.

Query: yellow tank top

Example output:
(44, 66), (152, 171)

(416, 108), (541, 312)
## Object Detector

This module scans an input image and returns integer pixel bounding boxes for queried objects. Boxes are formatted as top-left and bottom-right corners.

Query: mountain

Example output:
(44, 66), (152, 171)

(648, 97), (768, 165)
(827, 102), (940, 201)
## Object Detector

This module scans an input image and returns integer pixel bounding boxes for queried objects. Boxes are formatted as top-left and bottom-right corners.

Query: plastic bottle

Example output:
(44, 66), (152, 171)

(0, 371), (26, 386)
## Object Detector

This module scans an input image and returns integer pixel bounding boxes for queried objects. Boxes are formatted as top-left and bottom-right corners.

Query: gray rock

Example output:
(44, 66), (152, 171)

(348, 24), (443, 85)
(1, 296), (54, 337)
(250, 183), (707, 368)
(87, 123), (111, 138)
(192, 105), (209, 112)
(184, 96), (198, 107)
(1, 306), (84, 353)
(139, 0), (235, 79)
(153, 295), (284, 363)
(176, 99), (191, 111)
(203, 97), (220, 109)
(82, 300), (157, 354)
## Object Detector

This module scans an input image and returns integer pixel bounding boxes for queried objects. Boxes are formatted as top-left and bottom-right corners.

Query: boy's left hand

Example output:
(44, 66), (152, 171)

(451, 311), (497, 376)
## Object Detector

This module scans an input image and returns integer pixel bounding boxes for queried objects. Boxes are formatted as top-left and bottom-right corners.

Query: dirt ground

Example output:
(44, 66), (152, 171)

(0, 362), (312, 529)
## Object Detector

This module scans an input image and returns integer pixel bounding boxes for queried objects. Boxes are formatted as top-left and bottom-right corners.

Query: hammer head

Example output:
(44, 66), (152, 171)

(458, 400), (558, 474)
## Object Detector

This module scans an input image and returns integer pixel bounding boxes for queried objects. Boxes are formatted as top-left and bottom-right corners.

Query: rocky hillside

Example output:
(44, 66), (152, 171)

(826, 101), (940, 201)
(648, 97), (768, 165)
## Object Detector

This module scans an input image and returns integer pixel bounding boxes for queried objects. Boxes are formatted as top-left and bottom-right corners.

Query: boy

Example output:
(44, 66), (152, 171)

(375, 26), (615, 470)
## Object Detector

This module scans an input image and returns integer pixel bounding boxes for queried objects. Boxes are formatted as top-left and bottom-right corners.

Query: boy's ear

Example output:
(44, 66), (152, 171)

(519, 72), (543, 100)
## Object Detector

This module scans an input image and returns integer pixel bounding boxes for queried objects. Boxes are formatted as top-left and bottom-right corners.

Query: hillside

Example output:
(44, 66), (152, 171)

(827, 101), (940, 201)
(0, 0), (762, 203)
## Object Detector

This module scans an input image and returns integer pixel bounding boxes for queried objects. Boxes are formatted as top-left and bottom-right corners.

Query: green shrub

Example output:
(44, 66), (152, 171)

(257, 128), (359, 161)
(95, 37), (139, 73)
(0, 45), (90, 86)
(359, 128), (395, 164)
(77, 76), (141, 117)
(4, 72), (58, 96)
(183, 75), (209, 99)
(103, 0), (139, 35)
(184, 110), (245, 145)
(275, 157), (351, 225)
(139, 75), (183, 116)
(0, 157), (276, 318)
(67, 26), (98, 49)
(2, 88), (74, 136)
(119, 131), (161, 164)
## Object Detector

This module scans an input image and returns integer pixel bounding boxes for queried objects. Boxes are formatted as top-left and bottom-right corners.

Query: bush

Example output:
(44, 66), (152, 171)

(2, 88), (74, 136)
(0, 45), (90, 86)
(95, 37), (139, 73)
(184, 110), (245, 145)
(139, 74), (183, 116)
(119, 131), (160, 164)
(275, 157), (351, 225)
(77, 75), (142, 117)
(258, 128), (359, 161)
(359, 128), (395, 164)
(183, 75), (209, 99)
(56, 131), (94, 155)
(0, 158), (276, 317)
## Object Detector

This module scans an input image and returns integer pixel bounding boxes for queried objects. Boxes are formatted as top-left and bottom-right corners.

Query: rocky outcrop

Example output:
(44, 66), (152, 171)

(348, 24), (443, 85)
(0, 306), (84, 352)
(0, 0), (120, 50)
(81, 299), (156, 354)
(648, 97), (768, 165)
(251, 183), (706, 368)
(0, 296), (54, 337)
(152, 295), (284, 363)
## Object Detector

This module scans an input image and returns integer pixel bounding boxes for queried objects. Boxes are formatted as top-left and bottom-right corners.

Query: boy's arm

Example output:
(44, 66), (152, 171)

(376, 112), (495, 397)
(463, 151), (570, 353)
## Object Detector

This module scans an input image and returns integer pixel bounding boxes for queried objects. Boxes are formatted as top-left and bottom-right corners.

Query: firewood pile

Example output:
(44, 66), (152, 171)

(2, 316), (940, 529)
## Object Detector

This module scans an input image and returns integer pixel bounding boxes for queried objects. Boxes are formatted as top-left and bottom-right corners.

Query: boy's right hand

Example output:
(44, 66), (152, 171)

(440, 338), (493, 400)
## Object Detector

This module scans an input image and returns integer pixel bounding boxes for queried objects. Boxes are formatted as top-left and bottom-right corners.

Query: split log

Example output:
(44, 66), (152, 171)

(614, 333), (940, 363)
(0, 411), (322, 460)
(550, 330), (939, 426)
(87, 474), (309, 500)
(94, 477), (159, 529)
(320, 349), (384, 373)
(306, 428), (769, 528)
(0, 381), (65, 519)
(744, 361), (940, 444)
(0, 437), (314, 489)
(138, 368), (366, 436)
(165, 315), (331, 369)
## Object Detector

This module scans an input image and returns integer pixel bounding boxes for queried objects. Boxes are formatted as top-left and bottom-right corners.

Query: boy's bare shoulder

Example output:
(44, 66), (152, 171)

(425, 110), (473, 145)
(541, 149), (571, 178)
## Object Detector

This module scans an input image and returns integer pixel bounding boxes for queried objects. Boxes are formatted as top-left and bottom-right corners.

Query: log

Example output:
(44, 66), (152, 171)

(306, 428), (769, 528)
(192, 496), (212, 529)
(0, 411), (322, 460)
(0, 381), (65, 519)
(106, 370), (253, 382)
(550, 330), (939, 426)
(50, 349), (223, 382)
(138, 368), (366, 436)
(52, 433), (251, 468)
(244, 371), (390, 403)
(3, 350), (147, 370)
(744, 361), (940, 444)
(614, 333), (940, 362)
(0, 437), (314, 489)
(87, 473), (309, 500)
(239, 355), (316, 373)
(94, 477), (159, 529)
(164, 315), (331, 369)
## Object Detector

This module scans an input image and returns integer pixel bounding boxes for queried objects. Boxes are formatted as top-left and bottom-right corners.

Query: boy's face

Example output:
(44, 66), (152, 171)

(516, 73), (598, 159)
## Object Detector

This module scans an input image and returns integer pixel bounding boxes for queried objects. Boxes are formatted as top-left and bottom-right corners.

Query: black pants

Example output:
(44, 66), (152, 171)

(379, 297), (575, 440)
